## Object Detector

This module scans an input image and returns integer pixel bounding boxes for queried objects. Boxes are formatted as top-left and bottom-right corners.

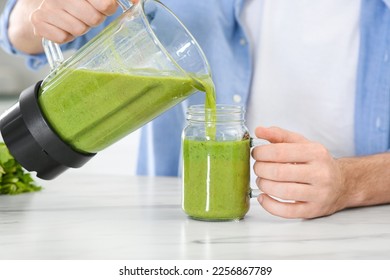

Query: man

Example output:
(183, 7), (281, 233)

(1, 0), (389, 219)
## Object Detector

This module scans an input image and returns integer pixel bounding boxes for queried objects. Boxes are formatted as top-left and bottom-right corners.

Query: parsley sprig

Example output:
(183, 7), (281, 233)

(0, 142), (42, 195)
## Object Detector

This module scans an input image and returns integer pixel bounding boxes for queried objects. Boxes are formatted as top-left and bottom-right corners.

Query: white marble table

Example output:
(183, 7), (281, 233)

(0, 173), (390, 260)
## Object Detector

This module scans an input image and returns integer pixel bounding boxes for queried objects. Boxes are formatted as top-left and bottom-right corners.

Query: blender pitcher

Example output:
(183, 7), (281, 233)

(0, 0), (212, 179)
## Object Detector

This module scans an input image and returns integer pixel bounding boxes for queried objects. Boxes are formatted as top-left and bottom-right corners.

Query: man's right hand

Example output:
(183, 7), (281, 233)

(8, 0), (119, 54)
(30, 0), (118, 44)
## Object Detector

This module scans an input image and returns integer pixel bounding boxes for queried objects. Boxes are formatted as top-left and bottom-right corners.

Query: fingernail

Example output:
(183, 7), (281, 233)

(258, 194), (264, 204)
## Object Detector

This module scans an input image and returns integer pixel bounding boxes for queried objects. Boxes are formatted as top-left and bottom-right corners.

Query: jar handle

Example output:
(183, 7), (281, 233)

(250, 137), (269, 148)
(249, 137), (269, 199)
(42, 0), (135, 70)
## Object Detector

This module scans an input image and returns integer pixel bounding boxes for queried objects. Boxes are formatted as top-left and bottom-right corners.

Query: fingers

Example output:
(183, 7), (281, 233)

(258, 194), (315, 219)
(64, 1), (106, 27)
(254, 161), (317, 183)
(254, 126), (309, 144)
(31, 10), (78, 43)
(30, 0), (118, 44)
(252, 142), (327, 163)
(257, 177), (317, 202)
(252, 141), (333, 186)
(87, 0), (118, 15)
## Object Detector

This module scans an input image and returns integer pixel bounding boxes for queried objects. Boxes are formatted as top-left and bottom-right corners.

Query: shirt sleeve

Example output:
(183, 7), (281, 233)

(0, 0), (47, 69)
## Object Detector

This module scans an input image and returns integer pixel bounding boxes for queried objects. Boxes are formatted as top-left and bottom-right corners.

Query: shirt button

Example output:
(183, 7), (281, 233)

(384, 52), (389, 62)
(239, 38), (247, 45)
(233, 94), (242, 103)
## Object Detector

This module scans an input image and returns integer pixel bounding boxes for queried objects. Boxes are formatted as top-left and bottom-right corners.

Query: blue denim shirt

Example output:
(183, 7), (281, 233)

(1, 0), (389, 176)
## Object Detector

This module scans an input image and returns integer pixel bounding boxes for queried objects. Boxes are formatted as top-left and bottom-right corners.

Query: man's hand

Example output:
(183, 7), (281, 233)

(8, 0), (119, 54)
(30, 0), (118, 44)
(252, 126), (390, 219)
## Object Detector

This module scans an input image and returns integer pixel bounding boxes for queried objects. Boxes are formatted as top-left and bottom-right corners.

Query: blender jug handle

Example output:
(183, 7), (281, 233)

(42, 0), (135, 70)
(117, 0), (133, 10)
(42, 38), (64, 70)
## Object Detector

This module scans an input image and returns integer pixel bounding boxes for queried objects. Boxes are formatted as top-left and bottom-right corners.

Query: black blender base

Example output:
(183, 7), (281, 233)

(0, 81), (95, 180)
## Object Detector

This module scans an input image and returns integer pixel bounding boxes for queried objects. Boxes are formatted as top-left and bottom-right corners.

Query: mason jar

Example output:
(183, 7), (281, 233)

(182, 104), (251, 221)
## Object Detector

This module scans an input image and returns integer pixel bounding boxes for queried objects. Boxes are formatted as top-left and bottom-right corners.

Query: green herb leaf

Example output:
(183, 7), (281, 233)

(0, 142), (42, 195)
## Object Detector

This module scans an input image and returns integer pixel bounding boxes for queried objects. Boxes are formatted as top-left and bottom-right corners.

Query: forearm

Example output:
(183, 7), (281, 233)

(8, 0), (45, 54)
(338, 152), (390, 209)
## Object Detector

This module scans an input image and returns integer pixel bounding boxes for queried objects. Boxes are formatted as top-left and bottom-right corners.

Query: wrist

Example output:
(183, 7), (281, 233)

(336, 157), (366, 209)
(337, 153), (390, 209)
(8, 0), (44, 54)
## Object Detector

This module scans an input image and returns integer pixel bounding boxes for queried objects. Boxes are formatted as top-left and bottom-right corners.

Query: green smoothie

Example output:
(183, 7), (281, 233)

(182, 138), (250, 220)
(38, 68), (214, 153)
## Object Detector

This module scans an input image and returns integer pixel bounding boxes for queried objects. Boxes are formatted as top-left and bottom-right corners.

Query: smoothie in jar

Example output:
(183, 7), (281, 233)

(182, 138), (251, 220)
